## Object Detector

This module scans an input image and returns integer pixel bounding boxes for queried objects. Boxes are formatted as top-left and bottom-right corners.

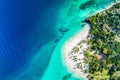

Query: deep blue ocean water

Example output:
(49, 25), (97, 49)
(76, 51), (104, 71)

(0, 0), (64, 79)
(0, 0), (115, 80)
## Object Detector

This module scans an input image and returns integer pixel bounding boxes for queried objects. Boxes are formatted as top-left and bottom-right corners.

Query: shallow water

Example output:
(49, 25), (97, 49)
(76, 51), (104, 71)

(0, 0), (115, 80)
(41, 0), (115, 80)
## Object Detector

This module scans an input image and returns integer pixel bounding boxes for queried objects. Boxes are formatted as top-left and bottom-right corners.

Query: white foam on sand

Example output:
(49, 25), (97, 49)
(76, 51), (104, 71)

(61, 1), (120, 79)
(62, 23), (90, 79)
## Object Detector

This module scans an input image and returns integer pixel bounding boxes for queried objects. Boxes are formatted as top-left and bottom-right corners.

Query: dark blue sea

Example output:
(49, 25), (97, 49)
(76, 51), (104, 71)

(0, 0), (65, 79)
(0, 0), (115, 80)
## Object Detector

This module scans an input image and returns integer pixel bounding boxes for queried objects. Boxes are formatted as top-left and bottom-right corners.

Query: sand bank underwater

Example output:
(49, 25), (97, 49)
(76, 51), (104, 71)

(0, 0), (116, 80)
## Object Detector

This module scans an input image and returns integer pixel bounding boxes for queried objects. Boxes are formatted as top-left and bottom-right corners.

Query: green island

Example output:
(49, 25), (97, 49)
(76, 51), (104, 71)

(84, 2), (120, 80)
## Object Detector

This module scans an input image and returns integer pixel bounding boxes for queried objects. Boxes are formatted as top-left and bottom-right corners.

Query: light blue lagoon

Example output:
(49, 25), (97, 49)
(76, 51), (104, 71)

(0, 0), (115, 80)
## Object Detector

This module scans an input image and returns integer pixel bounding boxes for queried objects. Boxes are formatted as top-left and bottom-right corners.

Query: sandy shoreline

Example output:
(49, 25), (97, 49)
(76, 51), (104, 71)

(62, 23), (90, 79)
(62, 23), (90, 56)
(62, 1), (120, 79)
(95, 0), (120, 14)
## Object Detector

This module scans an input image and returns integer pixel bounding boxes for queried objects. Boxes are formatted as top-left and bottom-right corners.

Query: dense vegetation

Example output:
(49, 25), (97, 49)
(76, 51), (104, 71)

(85, 3), (120, 80)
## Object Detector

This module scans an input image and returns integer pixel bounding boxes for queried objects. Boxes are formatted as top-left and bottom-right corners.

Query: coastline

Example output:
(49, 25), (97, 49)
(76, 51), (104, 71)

(61, 1), (120, 79)
(84, 0), (120, 21)
(40, 0), (120, 80)
(97, 0), (120, 13)
(62, 23), (90, 79)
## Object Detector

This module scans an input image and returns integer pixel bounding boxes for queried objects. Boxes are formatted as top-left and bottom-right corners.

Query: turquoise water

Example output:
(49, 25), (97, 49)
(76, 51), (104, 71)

(41, 0), (115, 80)
(0, 0), (115, 80)
(17, 0), (115, 80)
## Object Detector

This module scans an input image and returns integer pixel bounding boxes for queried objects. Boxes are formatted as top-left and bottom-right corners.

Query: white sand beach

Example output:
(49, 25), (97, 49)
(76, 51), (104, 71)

(62, 23), (90, 79)
(62, 1), (120, 79)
